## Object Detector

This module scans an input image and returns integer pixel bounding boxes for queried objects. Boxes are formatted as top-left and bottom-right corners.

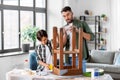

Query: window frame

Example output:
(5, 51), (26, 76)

(0, 0), (47, 53)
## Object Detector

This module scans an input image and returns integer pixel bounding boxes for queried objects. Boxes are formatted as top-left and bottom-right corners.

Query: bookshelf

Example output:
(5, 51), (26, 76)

(80, 16), (107, 50)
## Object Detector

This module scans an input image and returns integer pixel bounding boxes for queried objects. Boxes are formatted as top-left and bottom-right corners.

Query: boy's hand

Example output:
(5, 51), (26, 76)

(39, 61), (50, 70)
(45, 64), (49, 70)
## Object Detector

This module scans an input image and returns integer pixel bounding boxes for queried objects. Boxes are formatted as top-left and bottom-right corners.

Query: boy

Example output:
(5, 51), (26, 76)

(35, 30), (52, 71)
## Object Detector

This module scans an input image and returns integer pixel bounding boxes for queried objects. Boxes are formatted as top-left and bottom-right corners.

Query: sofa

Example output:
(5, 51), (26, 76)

(87, 50), (120, 79)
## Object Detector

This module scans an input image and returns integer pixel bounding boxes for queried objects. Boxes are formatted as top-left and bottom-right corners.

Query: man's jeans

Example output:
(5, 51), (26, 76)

(64, 57), (78, 66)
(64, 57), (86, 72)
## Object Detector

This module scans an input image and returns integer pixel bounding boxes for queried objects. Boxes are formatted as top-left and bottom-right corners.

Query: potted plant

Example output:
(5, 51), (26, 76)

(21, 25), (39, 52)
(100, 38), (104, 44)
(101, 14), (107, 21)
(101, 14), (106, 18)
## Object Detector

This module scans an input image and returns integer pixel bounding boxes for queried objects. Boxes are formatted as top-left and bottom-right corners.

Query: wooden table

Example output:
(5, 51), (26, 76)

(6, 69), (113, 80)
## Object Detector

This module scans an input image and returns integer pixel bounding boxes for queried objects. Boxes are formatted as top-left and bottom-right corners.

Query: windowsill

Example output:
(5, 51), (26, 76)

(0, 50), (34, 58)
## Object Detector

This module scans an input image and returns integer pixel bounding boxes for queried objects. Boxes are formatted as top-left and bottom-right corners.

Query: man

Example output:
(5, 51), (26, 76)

(61, 6), (94, 65)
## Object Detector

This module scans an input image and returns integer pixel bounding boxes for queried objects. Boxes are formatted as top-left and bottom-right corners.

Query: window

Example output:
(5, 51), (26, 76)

(20, 0), (33, 7)
(3, 0), (18, 5)
(36, 13), (46, 45)
(0, 11), (1, 50)
(36, 13), (45, 30)
(0, 0), (47, 53)
(4, 10), (19, 49)
(36, 0), (45, 8)
(20, 11), (33, 47)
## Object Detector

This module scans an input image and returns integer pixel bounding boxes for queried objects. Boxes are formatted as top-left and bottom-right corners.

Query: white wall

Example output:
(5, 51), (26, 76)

(67, 0), (111, 50)
(47, 0), (64, 40)
(0, 54), (28, 80)
(68, 0), (110, 17)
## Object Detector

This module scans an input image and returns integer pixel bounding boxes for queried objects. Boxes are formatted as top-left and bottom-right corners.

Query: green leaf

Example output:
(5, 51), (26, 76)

(21, 25), (39, 43)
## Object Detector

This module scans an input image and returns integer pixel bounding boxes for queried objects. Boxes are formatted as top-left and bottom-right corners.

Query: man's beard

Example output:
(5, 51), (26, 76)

(66, 19), (73, 24)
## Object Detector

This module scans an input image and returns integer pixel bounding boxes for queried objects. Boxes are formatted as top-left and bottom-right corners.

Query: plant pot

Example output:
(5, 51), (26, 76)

(100, 41), (104, 44)
(101, 17), (107, 21)
(22, 43), (30, 52)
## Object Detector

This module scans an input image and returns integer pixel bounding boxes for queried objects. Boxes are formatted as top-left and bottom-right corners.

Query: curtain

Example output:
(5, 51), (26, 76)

(110, 0), (120, 50)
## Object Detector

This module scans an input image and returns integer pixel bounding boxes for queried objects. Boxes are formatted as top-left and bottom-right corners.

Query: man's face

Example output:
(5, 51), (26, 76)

(62, 11), (73, 23)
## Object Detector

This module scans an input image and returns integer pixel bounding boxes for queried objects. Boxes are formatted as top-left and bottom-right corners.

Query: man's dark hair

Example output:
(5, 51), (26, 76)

(61, 6), (72, 13)
(37, 29), (48, 41)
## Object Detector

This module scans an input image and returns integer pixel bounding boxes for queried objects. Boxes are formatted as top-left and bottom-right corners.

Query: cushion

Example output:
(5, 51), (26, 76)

(113, 51), (120, 64)
(104, 64), (120, 73)
(114, 53), (120, 65)
(90, 50), (115, 64)
(86, 63), (106, 69)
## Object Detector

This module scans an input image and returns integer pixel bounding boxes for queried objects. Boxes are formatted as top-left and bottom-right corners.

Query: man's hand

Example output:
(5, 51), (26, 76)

(65, 26), (91, 40)
(83, 32), (91, 40)
(67, 26), (79, 32)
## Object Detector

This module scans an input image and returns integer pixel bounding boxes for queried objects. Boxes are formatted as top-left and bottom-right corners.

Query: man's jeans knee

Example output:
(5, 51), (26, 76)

(65, 57), (78, 66)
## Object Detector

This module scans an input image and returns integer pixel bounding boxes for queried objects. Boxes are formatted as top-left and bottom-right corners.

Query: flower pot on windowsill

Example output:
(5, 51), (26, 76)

(21, 25), (39, 52)
(22, 43), (30, 53)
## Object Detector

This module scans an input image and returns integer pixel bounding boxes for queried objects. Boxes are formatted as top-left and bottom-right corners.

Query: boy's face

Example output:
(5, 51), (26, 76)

(41, 37), (48, 45)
